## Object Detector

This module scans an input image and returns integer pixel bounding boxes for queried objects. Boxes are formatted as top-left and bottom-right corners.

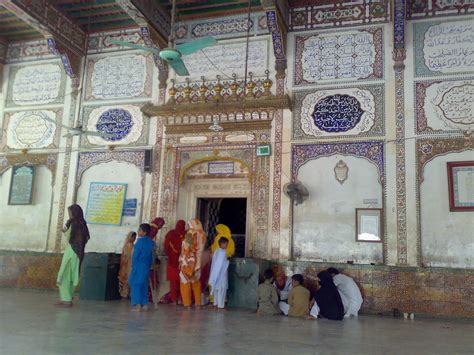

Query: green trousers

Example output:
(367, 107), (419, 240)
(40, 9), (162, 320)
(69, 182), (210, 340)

(57, 245), (80, 302)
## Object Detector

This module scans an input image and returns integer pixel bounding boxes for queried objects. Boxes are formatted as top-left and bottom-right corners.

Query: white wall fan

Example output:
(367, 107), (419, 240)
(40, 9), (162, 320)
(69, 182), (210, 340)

(41, 115), (114, 139)
(110, 0), (217, 76)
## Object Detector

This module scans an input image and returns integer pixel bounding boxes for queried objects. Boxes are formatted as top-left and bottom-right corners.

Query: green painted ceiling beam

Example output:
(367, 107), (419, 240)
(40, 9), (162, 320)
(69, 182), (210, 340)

(67, 5), (123, 18)
(75, 13), (130, 24)
(59, 0), (116, 11)
(89, 19), (135, 29)
(178, 3), (261, 16)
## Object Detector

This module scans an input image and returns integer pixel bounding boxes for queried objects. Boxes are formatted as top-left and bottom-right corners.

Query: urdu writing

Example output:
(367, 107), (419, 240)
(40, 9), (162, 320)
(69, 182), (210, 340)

(301, 31), (376, 82)
(8, 166), (35, 205)
(85, 182), (127, 225)
(423, 20), (474, 73)
(91, 56), (146, 99)
(12, 64), (62, 105)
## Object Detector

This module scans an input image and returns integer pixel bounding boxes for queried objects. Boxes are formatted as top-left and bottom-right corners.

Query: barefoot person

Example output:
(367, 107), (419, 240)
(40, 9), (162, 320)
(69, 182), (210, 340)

(163, 220), (186, 304)
(179, 219), (206, 308)
(129, 224), (156, 311)
(279, 274), (310, 318)
(56, 204), (90, 307)
(308, 271), (344, 320)
(208, 237), (229, 310)
(118, 231), (137, 299)
(148, 217), (165, 304)
(257, 269), (280, 315)
(327, 267), (363, 317)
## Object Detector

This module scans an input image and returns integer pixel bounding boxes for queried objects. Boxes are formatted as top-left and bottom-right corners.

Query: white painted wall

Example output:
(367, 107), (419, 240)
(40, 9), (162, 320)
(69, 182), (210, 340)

(294, 155), (383, 264)
(0, 18), (472, 272)
(420, 151), (474, 268)
(0, 166), (53, 251)
(75, 161), (143, 253)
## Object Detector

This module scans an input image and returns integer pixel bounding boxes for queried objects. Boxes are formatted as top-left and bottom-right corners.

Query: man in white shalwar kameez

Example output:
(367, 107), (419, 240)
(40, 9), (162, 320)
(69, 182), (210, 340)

(274, 273), (292, 302)
(328, 268), (363, 317)
(209, 238), (229, 309)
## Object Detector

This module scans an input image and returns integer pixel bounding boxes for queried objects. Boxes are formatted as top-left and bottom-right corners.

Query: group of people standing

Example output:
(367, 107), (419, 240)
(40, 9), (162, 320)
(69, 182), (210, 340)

(55, 205), (363, 320)
(119, 218), (234, 311)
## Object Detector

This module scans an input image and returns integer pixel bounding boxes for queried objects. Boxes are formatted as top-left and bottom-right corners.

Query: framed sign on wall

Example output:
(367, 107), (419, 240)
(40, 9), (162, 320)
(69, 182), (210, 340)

(355, 208), (383, 242)
(208, 162), (234, 175)
(8, 165), (35, 205)
(447, 161), (474, 212)
(85, 182), (127, 225)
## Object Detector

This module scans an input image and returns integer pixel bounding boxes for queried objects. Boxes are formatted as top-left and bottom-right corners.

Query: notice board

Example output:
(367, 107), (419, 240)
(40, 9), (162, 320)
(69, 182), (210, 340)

(85, 182), (127, 225)
(8, 165), (35, 205)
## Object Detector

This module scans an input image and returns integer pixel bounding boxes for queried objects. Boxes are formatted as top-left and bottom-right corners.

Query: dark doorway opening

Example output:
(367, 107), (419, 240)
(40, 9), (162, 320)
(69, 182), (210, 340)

(196, 197), (247, 257)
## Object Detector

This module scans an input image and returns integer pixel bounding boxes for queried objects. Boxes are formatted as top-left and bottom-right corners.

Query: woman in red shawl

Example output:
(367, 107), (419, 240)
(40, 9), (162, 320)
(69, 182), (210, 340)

(150, 217), (165, 240)
(162, 220), (186, 304)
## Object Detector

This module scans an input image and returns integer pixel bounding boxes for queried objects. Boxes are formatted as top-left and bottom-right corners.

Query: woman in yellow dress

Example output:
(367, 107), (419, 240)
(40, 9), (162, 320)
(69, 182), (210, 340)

(211, 224), (235, 258)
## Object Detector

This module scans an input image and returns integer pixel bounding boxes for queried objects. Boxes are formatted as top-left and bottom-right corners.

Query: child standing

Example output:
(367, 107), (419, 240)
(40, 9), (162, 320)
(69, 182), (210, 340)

(257, 269), (280, 315)
(118, 231), (137, 299)
(128, 224), (155, 311)
(208, 237), (229, 310)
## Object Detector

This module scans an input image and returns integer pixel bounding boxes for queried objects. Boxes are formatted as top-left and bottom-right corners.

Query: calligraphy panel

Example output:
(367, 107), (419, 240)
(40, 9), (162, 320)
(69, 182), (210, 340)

(407, 0), (474, 19)
(414, 19), (474, 77)
(181, 39), (269, 80)
(293, 84), (384, 139)
(6, 63), (65, 107)
(175, 13), (268, 42)
(4, 110), (61, 150)
(88, 29), (144, 54)
(7, 40), (55, 63)
(86, 182), (127, 225)
(85, 54), (153, 100)
(8, 165), (35, 205)
(289, 1), (389, 30)
(82, 105), (147, 146)
(294, 27), (383, 86)
(415, 79), (474, 134)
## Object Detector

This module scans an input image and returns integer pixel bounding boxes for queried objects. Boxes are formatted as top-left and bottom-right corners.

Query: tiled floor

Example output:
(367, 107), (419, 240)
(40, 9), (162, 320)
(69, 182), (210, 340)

(0, 289), (473, 354)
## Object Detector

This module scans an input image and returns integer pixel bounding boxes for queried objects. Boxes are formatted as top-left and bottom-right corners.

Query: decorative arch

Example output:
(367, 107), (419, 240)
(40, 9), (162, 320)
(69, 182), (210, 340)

(417, 136), (473, 184)
(75, 150), (145, 188)
(0, 154), (58, 184)
(292, 141), (385, 185)
(415, 136), (473, 266)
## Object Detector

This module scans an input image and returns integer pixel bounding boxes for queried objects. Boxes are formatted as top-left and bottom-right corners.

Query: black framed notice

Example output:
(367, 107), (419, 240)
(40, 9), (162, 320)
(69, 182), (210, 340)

(8, 165), (35, 205)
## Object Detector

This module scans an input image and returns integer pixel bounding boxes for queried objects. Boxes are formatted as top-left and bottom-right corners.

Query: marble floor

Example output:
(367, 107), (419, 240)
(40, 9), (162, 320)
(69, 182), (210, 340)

(0, 289), (473, 355)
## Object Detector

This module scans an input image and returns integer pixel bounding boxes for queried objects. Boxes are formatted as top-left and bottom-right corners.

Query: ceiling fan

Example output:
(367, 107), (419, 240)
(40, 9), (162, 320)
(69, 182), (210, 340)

(110, 0), (217, 76)
(41, 115), (114, 139)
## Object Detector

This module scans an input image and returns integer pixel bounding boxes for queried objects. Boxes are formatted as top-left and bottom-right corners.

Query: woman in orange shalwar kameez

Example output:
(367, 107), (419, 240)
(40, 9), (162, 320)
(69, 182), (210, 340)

(179, 219), (206, 308)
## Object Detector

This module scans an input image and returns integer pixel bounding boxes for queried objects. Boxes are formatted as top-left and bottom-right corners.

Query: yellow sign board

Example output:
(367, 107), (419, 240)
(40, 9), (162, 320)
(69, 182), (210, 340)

(85, 182), (127, 225)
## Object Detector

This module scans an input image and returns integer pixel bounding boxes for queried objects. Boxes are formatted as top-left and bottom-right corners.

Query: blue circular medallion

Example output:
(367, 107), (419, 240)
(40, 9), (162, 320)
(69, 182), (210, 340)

(96, 108), (133, 141)
(312, 94), (363, 133)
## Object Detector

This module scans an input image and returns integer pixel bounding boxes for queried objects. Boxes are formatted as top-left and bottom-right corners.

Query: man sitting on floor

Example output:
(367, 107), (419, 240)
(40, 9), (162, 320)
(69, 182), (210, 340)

(257, 269), (280, 315)
(327, 267), (363, 317)
(279, 274), (310, 318)
(274, 272), (292, 302)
